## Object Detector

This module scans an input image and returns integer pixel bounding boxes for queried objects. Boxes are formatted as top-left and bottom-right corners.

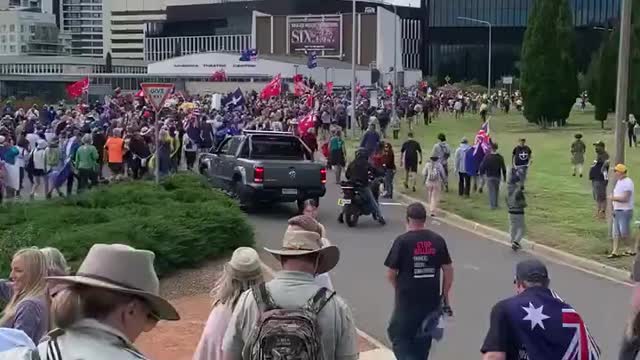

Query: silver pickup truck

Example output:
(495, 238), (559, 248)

(199, 130), (326, 212)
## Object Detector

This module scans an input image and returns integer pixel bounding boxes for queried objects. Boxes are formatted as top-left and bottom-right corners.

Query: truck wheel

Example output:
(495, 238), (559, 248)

(234, 182), (252, 211)
(344, 204), (359, 227)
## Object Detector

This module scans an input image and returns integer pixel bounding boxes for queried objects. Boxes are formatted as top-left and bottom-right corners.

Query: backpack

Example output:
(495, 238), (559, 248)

(46, 148), (60, 169)
(439, 143), (450, 161)
(247, 283), (335, 360)
(426, 162), (440, 182)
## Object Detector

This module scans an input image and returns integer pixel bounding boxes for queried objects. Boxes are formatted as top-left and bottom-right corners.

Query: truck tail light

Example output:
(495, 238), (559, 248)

(320, 168), (327, 184)
(254, 166), (264, 183)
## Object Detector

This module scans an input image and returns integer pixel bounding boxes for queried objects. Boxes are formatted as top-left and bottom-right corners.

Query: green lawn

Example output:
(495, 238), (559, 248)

(347, 109), (635, 269)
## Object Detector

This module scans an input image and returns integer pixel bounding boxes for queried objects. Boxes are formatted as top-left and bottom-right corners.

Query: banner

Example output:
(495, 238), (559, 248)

(289, 20), (340, 52)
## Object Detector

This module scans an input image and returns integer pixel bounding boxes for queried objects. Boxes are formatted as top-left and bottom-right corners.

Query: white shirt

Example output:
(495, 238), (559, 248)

(25, 133), (39, 151)
(613, 177), (635, 210)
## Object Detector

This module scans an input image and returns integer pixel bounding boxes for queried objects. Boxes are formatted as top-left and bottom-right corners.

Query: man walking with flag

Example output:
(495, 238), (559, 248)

(481, 258), (600, 360)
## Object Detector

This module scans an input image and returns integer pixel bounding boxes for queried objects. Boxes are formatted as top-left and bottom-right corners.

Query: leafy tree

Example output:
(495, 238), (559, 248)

(521, 0), (578, 127)
(594, 30), (618, 125)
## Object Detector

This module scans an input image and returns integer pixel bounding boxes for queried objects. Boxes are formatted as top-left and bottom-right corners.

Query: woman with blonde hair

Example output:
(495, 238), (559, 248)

(40, 247), (69, 276)
(0, 248), (49, 343)
(21, 243), (180, 359)
(193, 247), (266, 360)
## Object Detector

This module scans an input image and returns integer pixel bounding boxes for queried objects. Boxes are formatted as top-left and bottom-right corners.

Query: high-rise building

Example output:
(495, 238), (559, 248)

(0, 8), (69, 56)
(59, 0), (107, 57)
(109, 0), (167, 60)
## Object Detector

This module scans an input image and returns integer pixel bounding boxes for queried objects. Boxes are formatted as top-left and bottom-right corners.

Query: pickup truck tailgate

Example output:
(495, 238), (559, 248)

(258, 160), (324, 188)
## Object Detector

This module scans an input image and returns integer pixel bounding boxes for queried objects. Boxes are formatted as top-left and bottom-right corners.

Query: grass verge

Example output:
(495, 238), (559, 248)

(346, 109), (633, 269)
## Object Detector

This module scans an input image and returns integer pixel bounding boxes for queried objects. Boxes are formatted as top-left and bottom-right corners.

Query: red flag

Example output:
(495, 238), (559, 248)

(211, 69), (227, 82)
(305, 94), (315, 108)
(294, 75), (311, 97)
(385, 83), (393, 97)
(326, 82), (333, 95)
(260, 74), (281, 100)
(135, 89), (144, 97)
(66, 77), (89, 98)
(298, 111), (315, 136)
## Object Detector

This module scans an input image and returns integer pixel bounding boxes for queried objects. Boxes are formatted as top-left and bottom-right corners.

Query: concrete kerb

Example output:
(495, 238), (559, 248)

(396, 193), (633, 286)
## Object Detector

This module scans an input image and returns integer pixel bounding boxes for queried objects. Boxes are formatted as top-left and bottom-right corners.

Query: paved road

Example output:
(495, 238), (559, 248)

(248, 175), (633, 359)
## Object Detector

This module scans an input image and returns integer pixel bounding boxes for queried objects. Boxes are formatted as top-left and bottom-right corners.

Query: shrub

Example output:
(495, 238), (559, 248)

(0, 174), (254, 276)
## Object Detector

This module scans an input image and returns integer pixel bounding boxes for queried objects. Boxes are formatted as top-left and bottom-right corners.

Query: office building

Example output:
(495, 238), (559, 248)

(109, 0), (167, 60)
(425, 0), (622, 84)
(0, 8), (68, 56)
(60, 0), (107, 57)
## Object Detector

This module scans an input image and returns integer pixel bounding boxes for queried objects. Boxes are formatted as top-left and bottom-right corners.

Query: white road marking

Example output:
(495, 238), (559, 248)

(462, 264), (481, 271)
(379, 202), (404, 206)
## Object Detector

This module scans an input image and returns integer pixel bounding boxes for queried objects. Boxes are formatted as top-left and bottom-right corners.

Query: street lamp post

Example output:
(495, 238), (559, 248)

(350, 0), (357, 138)
(392, 4), (398, 124)
(614, 0), (633, 167)
(458, 16), (492, 96)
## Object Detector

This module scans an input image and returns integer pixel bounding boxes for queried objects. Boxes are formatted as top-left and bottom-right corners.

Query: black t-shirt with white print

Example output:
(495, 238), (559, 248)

(384, 229), (452, 313)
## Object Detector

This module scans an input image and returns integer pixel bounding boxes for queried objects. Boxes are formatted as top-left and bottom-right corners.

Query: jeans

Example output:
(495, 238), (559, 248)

(487, 177), (501, 209)
(509, 213), (525, 244)
(185, 151), (197, 171)
(472, 174), (485, 192)
(384, 169), (395, 197)
(629, 131), (637, 147)
(613, 209), (634, 239)
(360, 185), (382, 219)
(388, 311), (434, 360)
(77, 168), (97, 193)
(514, 166), (529, 184)
(458, 172), (470, 196)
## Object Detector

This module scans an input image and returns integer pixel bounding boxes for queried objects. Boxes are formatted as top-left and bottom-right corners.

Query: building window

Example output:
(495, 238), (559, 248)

(9, 45), (16, 53)
(9, 24), (15, 32)
(9, 34), (15, 42)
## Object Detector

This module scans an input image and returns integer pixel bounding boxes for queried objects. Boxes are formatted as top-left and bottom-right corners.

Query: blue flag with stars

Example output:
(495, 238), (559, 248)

(239, 48), (257, 62)
(307, 52), (318, 69)
(221, 88), (245, 110)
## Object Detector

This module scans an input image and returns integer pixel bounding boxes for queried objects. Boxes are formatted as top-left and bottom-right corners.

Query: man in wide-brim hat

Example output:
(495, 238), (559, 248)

(223, 215), (358, 360)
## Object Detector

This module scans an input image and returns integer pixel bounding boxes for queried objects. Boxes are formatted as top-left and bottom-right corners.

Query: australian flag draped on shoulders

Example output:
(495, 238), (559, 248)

(504, 286), (600, 360)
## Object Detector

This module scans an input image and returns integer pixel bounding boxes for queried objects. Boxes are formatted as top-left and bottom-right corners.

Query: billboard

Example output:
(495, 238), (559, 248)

(289, 19), (340, 52)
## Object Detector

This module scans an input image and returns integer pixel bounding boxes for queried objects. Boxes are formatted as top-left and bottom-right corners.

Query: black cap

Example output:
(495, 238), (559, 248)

(593, 140), (605, 147)
(515, 258), (549, 283)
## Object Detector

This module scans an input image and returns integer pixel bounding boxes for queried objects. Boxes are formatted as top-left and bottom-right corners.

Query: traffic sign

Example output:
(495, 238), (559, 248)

(502, 76), (514, 85)
(140, 83), (175, 111)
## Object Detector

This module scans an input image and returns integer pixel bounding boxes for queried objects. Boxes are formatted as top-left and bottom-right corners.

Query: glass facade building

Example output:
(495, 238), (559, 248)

(426, 0), (621, 85)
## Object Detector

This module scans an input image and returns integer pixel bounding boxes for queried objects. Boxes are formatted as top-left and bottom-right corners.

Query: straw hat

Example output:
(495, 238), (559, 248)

(264, 215), (339, 274)
(47, 244), (179, 321)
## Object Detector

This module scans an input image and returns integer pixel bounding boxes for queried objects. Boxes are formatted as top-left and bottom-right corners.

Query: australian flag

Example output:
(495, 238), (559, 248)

(221, 88), (245, 110)
(239, 48), (258, 62)
(307, 52), (318, 69)
(504, 287), (600, 360)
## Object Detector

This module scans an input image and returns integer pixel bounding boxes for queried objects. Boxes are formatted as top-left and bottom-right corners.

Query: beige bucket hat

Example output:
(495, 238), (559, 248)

(47, 244), (180, 321)
(264, 215), (340, 274)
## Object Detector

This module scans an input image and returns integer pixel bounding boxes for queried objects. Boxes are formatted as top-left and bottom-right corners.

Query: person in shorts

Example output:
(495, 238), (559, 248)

(401, 132), (422, 192)
(385, 203), (454, 359)
(609, 163), (636, 258)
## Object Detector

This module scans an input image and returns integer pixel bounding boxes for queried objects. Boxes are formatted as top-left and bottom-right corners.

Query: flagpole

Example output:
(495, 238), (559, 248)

(350, 0), (357, 138)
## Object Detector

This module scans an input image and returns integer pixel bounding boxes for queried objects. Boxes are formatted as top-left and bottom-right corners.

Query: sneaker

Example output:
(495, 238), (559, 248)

(479, 188), (483, 193)
(412, 187), (416, 192)
(572, 173), (576, 176)
(404, 182), (409, 189)
(579, 174), (583, 178)
(378, 217), (386, 226)
(512, 242), (522, 251)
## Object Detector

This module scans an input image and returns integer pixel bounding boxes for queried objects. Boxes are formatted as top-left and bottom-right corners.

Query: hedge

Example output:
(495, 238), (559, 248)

(0, 174), (255, 276)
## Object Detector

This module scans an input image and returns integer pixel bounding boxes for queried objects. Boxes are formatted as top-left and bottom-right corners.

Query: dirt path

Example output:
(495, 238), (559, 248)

(136, 257), (378, 360)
